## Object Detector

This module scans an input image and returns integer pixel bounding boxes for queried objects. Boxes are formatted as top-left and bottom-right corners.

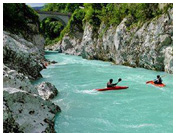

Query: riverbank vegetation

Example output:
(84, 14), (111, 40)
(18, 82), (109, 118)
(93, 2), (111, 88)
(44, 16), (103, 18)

(3, 3), (39, 34)
(4, 3), (172, 46)
(40, 3), (172, 45)
(40, 18), (64, 44)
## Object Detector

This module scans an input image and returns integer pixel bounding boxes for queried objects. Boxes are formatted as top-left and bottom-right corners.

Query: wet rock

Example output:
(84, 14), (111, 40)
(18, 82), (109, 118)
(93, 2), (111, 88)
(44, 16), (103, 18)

(51, 61), (57, 64)
(3, 87), (60, 133)
(36, 82), (58, 100)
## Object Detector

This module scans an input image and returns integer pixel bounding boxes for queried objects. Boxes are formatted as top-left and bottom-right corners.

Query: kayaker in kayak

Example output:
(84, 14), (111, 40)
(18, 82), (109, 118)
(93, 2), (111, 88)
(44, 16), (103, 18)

(154, 75), (162, 84)
(107, 78), (121, 87)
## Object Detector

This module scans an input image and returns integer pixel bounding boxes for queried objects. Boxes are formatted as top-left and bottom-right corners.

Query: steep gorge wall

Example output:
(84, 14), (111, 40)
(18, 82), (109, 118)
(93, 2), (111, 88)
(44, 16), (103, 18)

(3, 31), (45, 79)
(48, 8), (173, 74)
(3, 26), (60, 132)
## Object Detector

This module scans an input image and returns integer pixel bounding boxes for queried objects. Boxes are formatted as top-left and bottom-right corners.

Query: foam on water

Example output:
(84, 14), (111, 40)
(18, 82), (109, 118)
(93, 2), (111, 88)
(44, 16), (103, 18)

(34, 53), (173, 133)
(125, 123), (157, 128)
(74, 89), (98, 95)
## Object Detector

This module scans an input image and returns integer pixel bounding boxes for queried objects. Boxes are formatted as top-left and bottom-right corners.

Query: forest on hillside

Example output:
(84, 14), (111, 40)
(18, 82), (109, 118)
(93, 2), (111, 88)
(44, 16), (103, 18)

(41, 3), (173, 45)
(3, 3), (39, 34)
(3, 3), (173, 45)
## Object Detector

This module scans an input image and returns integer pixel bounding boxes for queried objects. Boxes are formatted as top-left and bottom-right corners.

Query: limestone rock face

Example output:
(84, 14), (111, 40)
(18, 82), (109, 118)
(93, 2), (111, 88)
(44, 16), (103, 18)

(60, 35), (83, 56)
(3, 65), (38, 95)
(81, 9), (173, 73)
(3, 31), (44, 79)
(36, 82), (58, 100)
(32, 34), (45, 56)
(24, 23), (45, 54)
(3, 88), (60, 133)
(45, 35), (83, 56)
(3, 65), (61, 133)
(3, 101), (23, 133)
(3, 29), (61, 132)
(163, 46), (173, 73)
(49, 9), (173, 73)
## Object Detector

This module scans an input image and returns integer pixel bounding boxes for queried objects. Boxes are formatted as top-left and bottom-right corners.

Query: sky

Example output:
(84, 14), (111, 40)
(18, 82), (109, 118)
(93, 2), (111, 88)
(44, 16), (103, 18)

(26, 3), (46, 7)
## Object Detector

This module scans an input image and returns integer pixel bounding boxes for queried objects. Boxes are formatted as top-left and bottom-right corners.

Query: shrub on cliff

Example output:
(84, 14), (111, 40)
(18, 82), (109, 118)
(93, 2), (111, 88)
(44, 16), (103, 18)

(3, 3), (39, 34)
(42, 3), (82, 13)
(41, 3), (173, 45)
(59, 9), (85, 39)
(83, 4), (103, 27)
(59, 3), (170, 39)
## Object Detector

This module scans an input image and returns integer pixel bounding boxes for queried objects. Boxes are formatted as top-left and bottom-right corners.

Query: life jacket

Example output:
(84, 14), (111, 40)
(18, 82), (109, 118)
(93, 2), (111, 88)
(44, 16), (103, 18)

(155, 78), (162, 84)
(158, 78), (162, 84)
(107, 82), (111, 85)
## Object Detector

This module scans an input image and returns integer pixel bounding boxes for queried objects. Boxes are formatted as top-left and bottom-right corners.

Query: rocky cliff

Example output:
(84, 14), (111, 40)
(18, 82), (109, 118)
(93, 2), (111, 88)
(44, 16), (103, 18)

(3, 30), (60, 132)
(3, 31), (45, 80)
(3, 66), (60, 132)
(47, 8), (173, 74)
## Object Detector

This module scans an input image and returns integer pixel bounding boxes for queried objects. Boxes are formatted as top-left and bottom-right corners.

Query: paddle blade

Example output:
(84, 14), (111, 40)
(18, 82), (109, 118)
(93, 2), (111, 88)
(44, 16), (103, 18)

(118, 78), (122, 82)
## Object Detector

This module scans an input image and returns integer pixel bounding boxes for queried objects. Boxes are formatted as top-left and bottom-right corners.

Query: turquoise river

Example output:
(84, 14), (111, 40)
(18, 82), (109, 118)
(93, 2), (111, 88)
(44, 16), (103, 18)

(34, 51), (173, 133)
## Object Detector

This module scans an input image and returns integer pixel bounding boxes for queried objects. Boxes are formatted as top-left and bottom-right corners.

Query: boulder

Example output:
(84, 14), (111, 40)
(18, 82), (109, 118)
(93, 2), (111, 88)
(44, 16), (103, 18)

(36, 82), (58, 100)
(3, 87), (60, 133)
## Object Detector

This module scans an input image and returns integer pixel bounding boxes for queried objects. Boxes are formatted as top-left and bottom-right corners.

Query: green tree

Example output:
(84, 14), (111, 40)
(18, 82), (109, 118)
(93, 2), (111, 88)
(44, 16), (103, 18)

(3, 3), (39, 33)
(40, 18), (64, 44)
(41, 3), (172, 45)
(42, 3), (82, 13)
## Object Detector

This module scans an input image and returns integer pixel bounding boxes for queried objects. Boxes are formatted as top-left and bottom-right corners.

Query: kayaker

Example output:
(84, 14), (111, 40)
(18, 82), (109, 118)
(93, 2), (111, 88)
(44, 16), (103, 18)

(107, 79), (121, 87)
(154, 75), (162, 84)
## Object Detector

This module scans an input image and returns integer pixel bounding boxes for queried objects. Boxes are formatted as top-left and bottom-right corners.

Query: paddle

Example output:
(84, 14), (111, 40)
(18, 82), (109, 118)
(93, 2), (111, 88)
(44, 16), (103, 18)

(116, 78), (122, 84)
(161, 74), (167, 78)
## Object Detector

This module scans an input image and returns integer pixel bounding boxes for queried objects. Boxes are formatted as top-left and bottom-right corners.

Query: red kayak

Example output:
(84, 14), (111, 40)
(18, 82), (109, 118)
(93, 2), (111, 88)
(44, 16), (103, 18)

(146, 81), (165, 87)
(96, 86), (128, 91)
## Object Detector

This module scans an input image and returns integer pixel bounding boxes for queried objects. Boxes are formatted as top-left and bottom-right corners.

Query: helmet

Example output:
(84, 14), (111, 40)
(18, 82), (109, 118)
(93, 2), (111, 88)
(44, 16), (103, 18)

(109, 79), (113, 83)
